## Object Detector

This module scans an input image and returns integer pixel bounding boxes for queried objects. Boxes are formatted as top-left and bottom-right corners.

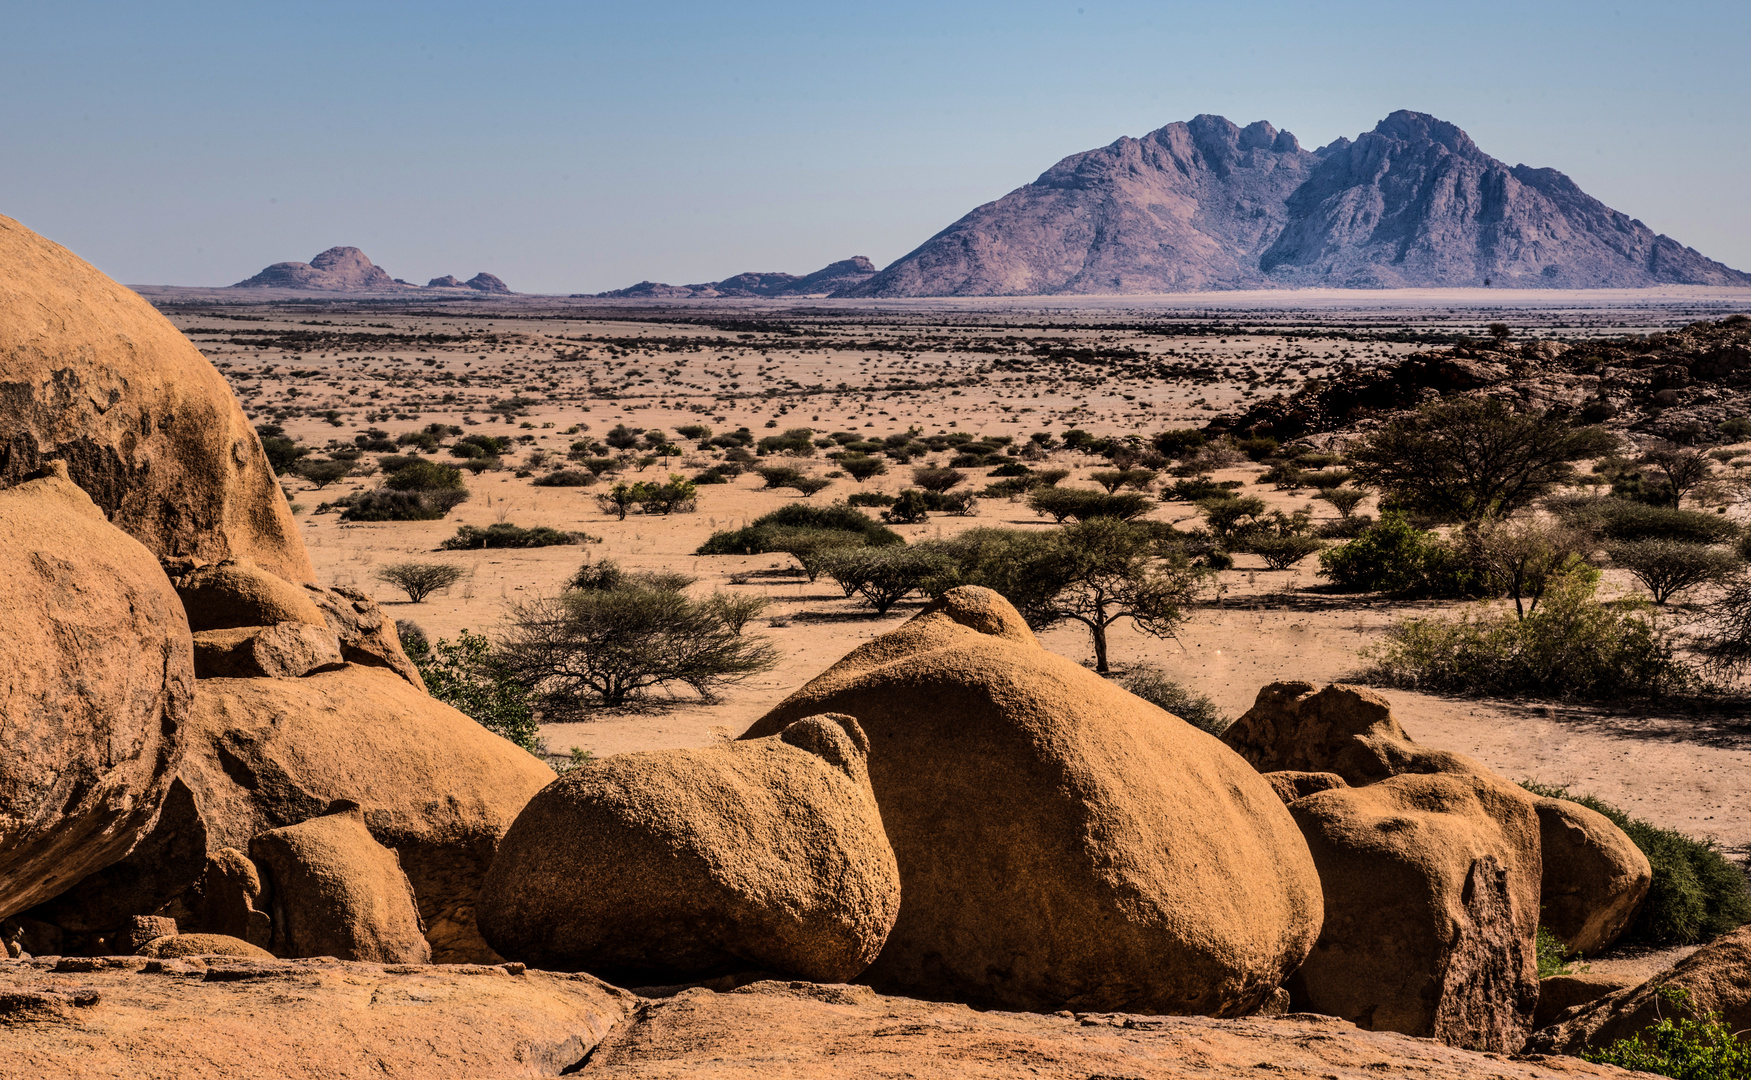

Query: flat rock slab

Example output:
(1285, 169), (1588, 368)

(580, 980), (1626, 1079)
(0, 956), (632, 1078)
(0, 962), (1629, 1079)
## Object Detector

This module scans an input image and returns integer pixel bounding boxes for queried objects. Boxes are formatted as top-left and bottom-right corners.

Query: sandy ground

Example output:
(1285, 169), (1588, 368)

(150, 294), (1751, 879)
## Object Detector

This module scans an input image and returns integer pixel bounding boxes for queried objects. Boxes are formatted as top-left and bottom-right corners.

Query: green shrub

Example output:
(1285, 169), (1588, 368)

(1536, 925), (1580, 978)
(847, 491), (895, 508)
(440, 523), (591, 549)
(1554, 497), (1742, 545)
(1029, 487), (1152, 523)
(1582, 986), (1751, 1079)
(817, 545), (955, 614)
(882, 488), (932, 524)
(1522, 782), (1751, 947)
(333, 487), (468, 522)
(1318, 512), (1481, 597)
(408, 629), (542, 755)
(696, 503), (902, 555)
(1163, 476), (1239, 502)
(375, 561), (465, 602)
(450, 433), (511, 459)
(384, 460), (466, 492)
(1117, 664), (1228, 734)
(532, 468), (598, 487)
(1607, 539), (1745, 605)
(1247, 533), (1325, 570)
(1364, 572), (1695, 700)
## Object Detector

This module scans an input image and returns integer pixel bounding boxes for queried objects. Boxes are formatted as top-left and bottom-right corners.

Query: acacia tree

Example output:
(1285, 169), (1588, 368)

(375, 562), (466, 603)
(926, 520), (1205, 673)
(1472, 519), (1593, 618)
(1349, 398), (1615, 521)
(1641, 445), (1714, 509)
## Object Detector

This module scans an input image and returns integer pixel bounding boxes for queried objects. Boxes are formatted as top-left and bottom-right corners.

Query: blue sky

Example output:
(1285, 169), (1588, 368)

(2, 1), (1745, 293)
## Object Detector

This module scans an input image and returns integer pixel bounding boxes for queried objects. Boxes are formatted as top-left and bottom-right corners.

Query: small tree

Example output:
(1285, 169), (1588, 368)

(1607, 540), (1744, 605)
(790, 477), (833, 498)
(911, 466), (966, 493)
(1349, 398), (1615, 521)
(1315, 487), (1368, 519)
(1642, 445), (1714, 509)
(840, 455), (888, 483)
(1197, 495), (1267, 546)
(1474, 518), (1593, 618)
(375, 562), (466, 603)
(705, 591), (771, 634)
(498, 586), (778, 710)
(595, 483), (637, 520)
(819, 546), (953, 614)
(295, 459), (353, 489)
(1488, 322), (1511, 342)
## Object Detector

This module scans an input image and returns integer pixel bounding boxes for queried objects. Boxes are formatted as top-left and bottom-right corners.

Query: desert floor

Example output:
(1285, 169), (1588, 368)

(153, 289), (1751, 904)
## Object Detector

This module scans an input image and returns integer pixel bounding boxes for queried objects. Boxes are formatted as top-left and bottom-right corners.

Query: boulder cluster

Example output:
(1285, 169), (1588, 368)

(0, 214), (1736, 1073)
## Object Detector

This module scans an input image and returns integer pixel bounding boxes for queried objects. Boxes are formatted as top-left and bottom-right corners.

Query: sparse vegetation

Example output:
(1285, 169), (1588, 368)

(440, 523), (593, 549)
(406, 628), (542, 755)
(1117, 663), (1228, 734)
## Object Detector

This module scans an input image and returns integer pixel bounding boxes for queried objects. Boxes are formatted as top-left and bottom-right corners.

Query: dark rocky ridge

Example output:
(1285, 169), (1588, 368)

(1207, 314), (1751, 444)
(842, 111), (1750, 297)
(233, 249), (512, 293)
(594, 256), (877, 299)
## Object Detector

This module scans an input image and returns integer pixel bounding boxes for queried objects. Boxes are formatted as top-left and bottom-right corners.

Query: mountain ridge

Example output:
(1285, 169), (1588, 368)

(232, 247), (514, 293)
(592, 256), (877, 299)
(838, 111), (1750, 297)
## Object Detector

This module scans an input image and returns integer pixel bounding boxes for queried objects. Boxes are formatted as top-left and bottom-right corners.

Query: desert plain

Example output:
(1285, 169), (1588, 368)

(146, 285), (1751, 977)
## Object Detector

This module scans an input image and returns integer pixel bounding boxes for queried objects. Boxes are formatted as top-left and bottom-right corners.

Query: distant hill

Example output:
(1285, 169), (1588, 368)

(594, 256), (877, 299)
(840, 111), (1751, 297)
(233, 248), (513, 293)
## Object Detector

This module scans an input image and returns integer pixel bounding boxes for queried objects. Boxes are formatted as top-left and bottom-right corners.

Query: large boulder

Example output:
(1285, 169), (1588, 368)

(0, 214), (313, 583)
(249, 802), (431, 964)
(1230, 682), (1650, 958)
(738, 587), (1324, 1016)
(25, 664), (553, 962)
(1532, 796), (1651, 957)
(481, 714), (898, 983)
(137, 933), (275, 960)
(1527, 923), (1751, 1055)
(0, 468), (192, 918)
(1286, 772), (1544, 1051)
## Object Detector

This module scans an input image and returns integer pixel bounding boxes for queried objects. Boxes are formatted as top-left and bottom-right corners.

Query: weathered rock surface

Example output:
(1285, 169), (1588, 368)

(579, 979), (1627, 1079)
(28, 665), (551, 963)
(137, 933), (274, 960)
(0, 470), (192, 919)
(0, 956), (634, 1078)
(1528, 923), (1751, 1055)
(843, 110), (1747, 296)
(249, 803), (430, 964)
(0, 215), (314, 581)
(1533, 797), (1651, 956)
(1533, 971), (1642, 1030)
(739, 587), (1323, 1016)
(232, 246), (401, 291)
(191, 623), (344, 679)
(481, 715), (898, 983)
(172, 558), (329, 632)
(1287, 773), (1543, 1051)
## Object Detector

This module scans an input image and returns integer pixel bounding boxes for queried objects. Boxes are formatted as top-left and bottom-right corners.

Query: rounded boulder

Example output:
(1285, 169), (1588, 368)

(479, 714), (899, 984)
(740, 587), (1323, 1017)
(0, 469), (192, 918)
(0, 214), (312, 582)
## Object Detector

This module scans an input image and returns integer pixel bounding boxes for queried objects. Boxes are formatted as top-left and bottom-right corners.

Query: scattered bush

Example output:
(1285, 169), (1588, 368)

(333, 487), (469, 522)
(1362, 572), (1696, 700)
(1315, 487), (1368, 519)
(1029, 487), (1152, 523)
(374, 561), (465, 602)
(1582, 986), (1751, 1079)
(696, 503), (902, 555)
(408, 629), (541, 754)
(1091, 468), (1157, 493)
(1555, 497), (1742, 545)
(1319, 512), (1481, 597)
(704, 591), (771, 634)
(881, 488), (932, 525)
(532, 469), (598, 487)
(817, 545), (955, 614)
(294, 459), (353, 488)
(1164, 476), (1240, 502)
(257, 425), (310, 473)
(1117, 663), (1228, 734)
(911, 466), (966, 493)
(847, 491), (895, 508)
(440, 523), (592, 550)
(839, 455), (888, 482)
(1248, 534), (1325, 570)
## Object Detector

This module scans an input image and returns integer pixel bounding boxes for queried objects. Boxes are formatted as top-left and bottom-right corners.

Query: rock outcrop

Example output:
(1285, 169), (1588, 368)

(249, 803), (431, 964)
(595, 256), (878, 299)
(481, 714), (898, 983)
(739, 587), (1324, 1016)
(1528, 923), (1751, 1055)
(0, 215), (314, 582)
(1287, 773), (1543, 1051)
(0, 468), (192, 919)
(0, 956), (634, 1078)
(581, 979), (1628, 1080)
(842, 111), (1748, 296)
(232, 247), (400, 291)
(137, 933), (274, 960)
(25, 665), (552, 963)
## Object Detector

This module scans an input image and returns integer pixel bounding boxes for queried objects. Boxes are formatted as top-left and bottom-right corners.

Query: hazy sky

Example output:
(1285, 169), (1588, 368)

(3, 1), (1746, 293)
